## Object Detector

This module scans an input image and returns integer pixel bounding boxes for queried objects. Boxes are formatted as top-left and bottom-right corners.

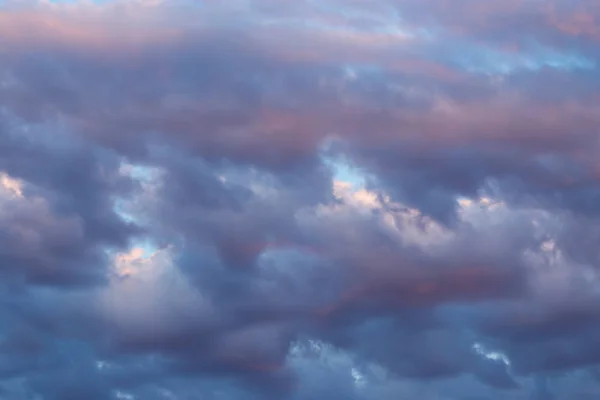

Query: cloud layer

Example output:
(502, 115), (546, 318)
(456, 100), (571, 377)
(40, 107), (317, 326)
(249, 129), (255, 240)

(2, 0), (600, 398)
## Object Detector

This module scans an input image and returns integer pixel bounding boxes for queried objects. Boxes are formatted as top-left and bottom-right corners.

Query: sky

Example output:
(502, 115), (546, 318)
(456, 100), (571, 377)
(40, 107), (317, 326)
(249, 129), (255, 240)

(1, 0), (600, 398)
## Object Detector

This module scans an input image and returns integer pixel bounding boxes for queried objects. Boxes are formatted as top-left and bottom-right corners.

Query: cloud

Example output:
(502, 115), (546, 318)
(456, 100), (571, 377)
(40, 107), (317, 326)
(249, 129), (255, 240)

(2, 0), (600, 399)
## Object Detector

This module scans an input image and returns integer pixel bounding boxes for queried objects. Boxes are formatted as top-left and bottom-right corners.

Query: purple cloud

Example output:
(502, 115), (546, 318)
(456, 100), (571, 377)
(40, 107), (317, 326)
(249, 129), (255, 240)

(1, 0), (600, 399)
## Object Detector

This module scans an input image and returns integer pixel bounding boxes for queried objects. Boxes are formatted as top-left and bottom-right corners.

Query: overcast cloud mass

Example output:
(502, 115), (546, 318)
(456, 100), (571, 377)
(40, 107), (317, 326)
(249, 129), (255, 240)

(2, 0), (600, 398)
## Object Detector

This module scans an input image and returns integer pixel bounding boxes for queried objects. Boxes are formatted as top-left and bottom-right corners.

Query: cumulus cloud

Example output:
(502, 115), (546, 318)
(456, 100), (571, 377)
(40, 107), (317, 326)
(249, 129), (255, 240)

(1, 0), (600, 398)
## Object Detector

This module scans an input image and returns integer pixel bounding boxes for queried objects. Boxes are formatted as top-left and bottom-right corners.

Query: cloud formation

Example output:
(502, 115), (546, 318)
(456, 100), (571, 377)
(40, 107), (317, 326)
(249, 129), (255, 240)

(2, 0), (600, 398)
